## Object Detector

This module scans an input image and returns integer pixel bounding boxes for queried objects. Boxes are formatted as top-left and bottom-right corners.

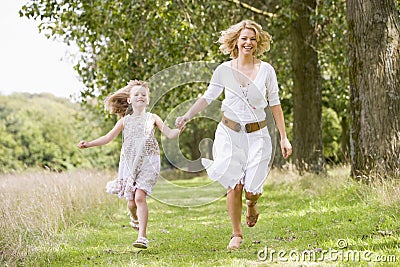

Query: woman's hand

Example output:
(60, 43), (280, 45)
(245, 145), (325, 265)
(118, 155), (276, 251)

(175, 114), (190, 130)
(175, 98), (209, 130)
(280, 138), (292, 159)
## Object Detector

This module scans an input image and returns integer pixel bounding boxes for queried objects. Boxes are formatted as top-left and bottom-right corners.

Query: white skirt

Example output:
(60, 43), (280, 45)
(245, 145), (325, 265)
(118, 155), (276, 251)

(201, 122), (272, 194)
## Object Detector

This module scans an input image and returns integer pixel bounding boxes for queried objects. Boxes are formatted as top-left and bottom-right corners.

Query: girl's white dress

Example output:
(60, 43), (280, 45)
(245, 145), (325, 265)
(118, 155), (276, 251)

(106, 112), (160, 199)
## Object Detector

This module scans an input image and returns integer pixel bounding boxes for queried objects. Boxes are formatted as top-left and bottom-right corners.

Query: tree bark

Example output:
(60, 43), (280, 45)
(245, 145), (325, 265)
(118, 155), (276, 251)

(347, 0), (400, 179)
(291, 0), (326, 174)
(340, 115), (350, 161)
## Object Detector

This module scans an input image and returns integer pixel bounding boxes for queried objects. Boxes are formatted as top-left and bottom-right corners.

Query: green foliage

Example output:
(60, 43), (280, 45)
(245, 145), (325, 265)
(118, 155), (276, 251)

(19, 0), (352, 164)
(0, 93), (120, 173)
(319, 0), (350, 117)
(322, 107), (341, 163)
(20, 0), (250, 102)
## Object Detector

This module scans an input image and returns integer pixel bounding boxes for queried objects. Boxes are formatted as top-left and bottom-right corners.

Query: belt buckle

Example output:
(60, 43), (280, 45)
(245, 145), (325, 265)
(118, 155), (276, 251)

(234, 123), (242, 132)
(245, 123), (252, 133)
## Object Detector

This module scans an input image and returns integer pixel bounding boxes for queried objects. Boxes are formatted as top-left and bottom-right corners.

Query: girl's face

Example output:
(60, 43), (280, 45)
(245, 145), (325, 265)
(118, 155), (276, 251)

(237, 28), (257, 56)
(128, 85), (149, 107)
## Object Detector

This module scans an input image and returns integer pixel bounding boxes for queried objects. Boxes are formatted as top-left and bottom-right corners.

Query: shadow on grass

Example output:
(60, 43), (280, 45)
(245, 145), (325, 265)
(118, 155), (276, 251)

(151, 176), (227, 207)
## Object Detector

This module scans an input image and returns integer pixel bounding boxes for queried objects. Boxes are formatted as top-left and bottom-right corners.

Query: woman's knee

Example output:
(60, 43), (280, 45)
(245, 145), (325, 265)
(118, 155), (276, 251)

(228, 184), (243, 197)
(233, 183), (243, 193)
(245, 191), (261, 202)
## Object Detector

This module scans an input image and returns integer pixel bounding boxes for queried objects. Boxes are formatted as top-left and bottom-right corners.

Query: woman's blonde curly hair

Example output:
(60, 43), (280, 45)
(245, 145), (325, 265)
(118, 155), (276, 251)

(105, 80), (149, 117)
(218, 20), (272, 58)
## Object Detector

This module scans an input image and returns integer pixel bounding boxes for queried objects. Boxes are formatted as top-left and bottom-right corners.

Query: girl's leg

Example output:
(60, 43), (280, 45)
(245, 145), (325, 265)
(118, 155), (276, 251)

(135, 189), (148, 238)
(127, 199), (137, 221)
(127, 199), (139, 231)
(245, 191), (261, 227)
(227, 184), (243, 249)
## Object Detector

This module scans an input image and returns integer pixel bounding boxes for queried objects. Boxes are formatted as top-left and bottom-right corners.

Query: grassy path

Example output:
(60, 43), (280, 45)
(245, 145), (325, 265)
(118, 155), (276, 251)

(10, 168), (400, 266)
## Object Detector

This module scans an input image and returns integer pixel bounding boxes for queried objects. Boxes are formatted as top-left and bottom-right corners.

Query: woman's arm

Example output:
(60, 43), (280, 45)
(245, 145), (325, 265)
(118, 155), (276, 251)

(176, 64), (224, 129)
(175, 97), (209, 129)
(77, 118), (124, 148)
(270, 105), (292, 159)
(153, 114), (181, 139)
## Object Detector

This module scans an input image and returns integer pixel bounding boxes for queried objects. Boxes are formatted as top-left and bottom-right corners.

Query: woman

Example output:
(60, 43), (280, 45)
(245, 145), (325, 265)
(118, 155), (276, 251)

(176, 20), (292, 250)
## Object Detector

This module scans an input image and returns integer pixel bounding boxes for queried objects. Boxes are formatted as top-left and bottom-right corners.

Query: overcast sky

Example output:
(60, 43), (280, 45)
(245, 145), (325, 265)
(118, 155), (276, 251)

(0, 0), (84, 100)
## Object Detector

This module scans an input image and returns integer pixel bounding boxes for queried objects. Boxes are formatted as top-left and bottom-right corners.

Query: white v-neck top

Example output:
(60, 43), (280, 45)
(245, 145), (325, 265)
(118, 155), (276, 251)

(202, 60), (280, 123)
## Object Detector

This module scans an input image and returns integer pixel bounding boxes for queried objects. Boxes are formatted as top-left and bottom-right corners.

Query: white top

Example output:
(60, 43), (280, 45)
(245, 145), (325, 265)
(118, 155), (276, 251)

(202, 60), (280, 123)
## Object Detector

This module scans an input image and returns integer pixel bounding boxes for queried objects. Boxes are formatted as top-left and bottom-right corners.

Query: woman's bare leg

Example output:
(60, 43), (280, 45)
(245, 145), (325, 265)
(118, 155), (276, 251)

(227, 184), (243, 249)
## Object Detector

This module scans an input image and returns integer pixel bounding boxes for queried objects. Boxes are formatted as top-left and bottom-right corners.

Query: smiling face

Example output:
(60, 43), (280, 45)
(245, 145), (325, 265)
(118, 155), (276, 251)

(128, 85), (150, 108)
(236, 28), (257, 57)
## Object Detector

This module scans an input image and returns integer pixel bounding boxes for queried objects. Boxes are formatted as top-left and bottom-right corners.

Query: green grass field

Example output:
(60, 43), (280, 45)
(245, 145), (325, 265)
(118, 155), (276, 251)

(1, 167), (400, 266)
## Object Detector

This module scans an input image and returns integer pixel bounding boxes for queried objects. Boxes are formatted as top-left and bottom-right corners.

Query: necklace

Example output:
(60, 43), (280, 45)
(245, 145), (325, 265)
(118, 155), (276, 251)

(234, 57), (257, 110)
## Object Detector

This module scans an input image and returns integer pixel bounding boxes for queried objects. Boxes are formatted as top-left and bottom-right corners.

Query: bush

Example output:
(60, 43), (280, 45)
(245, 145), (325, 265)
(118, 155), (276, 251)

(0, 93), (120, 173)
(322, 107), (342, 163)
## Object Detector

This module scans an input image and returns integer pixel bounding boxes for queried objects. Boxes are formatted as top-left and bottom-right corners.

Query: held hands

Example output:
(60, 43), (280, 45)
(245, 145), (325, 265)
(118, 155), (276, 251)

(175, 114), (190, 131)
(281, 138), (292, 159)
(77, 140), (89, 149)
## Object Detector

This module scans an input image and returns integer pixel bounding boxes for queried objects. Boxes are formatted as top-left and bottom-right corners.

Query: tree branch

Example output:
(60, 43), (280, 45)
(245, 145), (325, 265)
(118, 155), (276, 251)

(225, 0), (276, 18)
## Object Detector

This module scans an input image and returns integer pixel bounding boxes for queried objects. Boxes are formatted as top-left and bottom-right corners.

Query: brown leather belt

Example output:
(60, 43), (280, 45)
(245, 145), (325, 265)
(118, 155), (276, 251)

(222, 115), (267, 133)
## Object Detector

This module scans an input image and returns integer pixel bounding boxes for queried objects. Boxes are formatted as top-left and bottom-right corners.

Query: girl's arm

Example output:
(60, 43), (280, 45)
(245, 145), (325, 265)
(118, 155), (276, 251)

(77, 118), (124, 148)
(270, 105), (292, 159)
(153, 114), (180, 139)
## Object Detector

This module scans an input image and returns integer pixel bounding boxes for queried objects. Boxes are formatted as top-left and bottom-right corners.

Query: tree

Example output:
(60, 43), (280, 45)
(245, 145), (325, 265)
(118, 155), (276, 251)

(318, 0), (350, 162)
(291, 0), (326, 173)
(0, 93), (120, 173)
(20, 0), (279, 168)
(20, 0), (354, 172)
(347, 0), (400, 179)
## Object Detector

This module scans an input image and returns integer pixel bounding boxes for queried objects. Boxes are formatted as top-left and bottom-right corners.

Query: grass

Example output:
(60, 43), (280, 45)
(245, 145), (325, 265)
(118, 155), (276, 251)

(1, 166), (400, 266)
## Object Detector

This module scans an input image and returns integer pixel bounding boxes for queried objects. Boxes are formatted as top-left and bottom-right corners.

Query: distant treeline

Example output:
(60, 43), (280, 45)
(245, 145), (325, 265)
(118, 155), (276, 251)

(0, 93), (120, 173)
(0, 92), (346, 174)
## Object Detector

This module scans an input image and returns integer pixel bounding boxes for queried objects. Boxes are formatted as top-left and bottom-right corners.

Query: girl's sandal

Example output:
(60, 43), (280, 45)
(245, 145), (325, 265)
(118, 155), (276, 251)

(129, 216), (139, 231)
(246, 201), (259, 228)
(227, 233), (243, 250)
(133, 237), (148, 249)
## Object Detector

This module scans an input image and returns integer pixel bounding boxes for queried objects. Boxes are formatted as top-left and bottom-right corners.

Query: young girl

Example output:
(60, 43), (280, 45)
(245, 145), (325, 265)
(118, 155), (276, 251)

(78, 80), (180, 249)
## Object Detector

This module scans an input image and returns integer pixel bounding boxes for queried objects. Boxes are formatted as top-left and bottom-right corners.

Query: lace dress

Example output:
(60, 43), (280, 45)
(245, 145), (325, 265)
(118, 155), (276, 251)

(106, 112), (160, 199)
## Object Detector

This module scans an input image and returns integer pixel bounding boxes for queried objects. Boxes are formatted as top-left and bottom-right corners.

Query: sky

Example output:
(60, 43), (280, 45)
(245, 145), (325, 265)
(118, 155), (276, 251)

(0, 0), (84, 100)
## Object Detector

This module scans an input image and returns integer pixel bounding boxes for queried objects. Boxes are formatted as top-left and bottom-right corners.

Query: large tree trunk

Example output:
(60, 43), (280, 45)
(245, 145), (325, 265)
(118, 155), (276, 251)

(291, 0), (326, 174)
(347, 0), (400, 179)
(340, 115), (350, 161)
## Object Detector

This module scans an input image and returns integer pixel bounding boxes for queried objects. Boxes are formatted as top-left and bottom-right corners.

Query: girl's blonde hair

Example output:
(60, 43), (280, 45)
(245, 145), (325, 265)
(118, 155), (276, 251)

(105, 80), (149, 117)
(218, 20), (272, 58)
